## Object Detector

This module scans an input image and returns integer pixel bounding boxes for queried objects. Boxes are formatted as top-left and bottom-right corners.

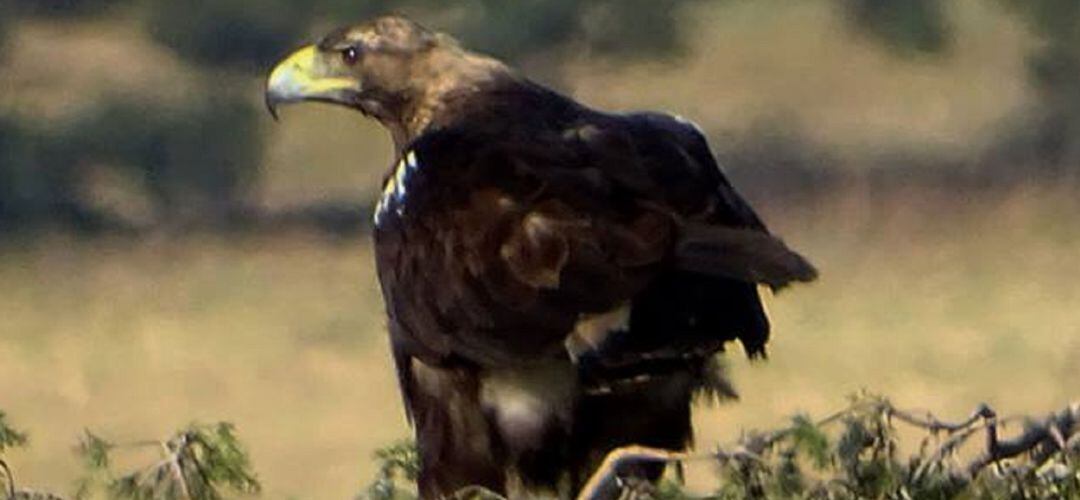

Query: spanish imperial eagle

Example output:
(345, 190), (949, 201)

(266, 16), (816, 499)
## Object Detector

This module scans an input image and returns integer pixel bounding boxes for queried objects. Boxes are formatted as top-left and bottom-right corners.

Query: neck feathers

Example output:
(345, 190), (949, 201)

(387, 47), (515, 150)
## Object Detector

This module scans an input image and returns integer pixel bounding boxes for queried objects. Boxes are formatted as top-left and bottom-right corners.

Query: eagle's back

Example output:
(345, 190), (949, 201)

(376, 80), (780, 362)
(371, 79), (811, 497)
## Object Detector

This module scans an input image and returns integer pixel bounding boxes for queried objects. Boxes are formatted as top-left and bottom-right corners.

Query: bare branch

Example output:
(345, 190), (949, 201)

(1, 458), (15, 500)
(164, 435), (192, 500)
(572, 397), (1080, 500)
(449, 485), (507, 499)
(963, 403), (1080, 478)
(575, 446), (690, 500)
(887, 402), (997, 433)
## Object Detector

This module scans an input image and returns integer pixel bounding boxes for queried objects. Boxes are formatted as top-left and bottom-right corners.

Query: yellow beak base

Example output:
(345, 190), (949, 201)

(265, 45), (360, 119)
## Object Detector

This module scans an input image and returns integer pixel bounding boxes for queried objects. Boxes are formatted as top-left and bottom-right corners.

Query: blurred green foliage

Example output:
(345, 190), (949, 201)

(0, 119), (34, 222)
(65, 96), (263, 220)
(995, 0), (1080, 173)
(841, 0), (952, 55)
(0, 95), (262, 230)
(0, 5), (8, 54)
(140, 0), (714, 72)
(364, 441), (421, 500)
(7, 0), (127, 18)
(443, 0), (706, 62)
(0, 0), (717, 232)
(576, 0), (696, 58)
(0, 118), (90, 229)
(1, 0), (1080, 232)
(144, 0), (312, 72)
(0, 411), (28, 454)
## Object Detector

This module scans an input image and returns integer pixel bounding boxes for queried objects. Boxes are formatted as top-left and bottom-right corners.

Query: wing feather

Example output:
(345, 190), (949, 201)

(377, 105), (815, 368)
(675, 224), (818, 289)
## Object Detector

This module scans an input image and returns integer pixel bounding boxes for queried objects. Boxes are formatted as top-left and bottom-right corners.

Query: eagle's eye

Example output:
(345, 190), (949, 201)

(341, 47), (360, 66)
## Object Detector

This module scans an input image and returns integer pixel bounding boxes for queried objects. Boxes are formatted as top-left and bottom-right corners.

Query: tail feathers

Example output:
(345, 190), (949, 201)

(674, 224), (818, 290)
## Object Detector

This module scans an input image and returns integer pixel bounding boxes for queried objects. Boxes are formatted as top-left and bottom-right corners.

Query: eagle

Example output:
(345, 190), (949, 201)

(266, 16), (816, 499)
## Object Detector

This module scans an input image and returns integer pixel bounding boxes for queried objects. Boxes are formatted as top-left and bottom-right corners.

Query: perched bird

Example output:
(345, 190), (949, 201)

(266, 16), (816, 499)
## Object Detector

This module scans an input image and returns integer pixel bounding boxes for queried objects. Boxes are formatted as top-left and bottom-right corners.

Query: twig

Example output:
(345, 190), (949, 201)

(573, 443), (759, 500)
(743, 399), (878, 454)
(1, 458), (15, 500)
(575, 446), (690, 500)
(913, 423), (984, 481)
(903, 403), (1001, 482)
(449, 485), (507, 499)
(963, 403), (1080, 479)
(163, 436), (192, 500)
(887, 402), (996, 433)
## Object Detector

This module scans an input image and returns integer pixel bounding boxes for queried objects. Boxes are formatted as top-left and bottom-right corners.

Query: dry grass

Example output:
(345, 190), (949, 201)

(0, 234), (404, 499)
(2, 185), (1079, 498)
(699, 183), (1080, 432)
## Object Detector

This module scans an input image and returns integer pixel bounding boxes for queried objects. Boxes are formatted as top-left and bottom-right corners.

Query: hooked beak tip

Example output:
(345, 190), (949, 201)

(265, 93), (280, 122)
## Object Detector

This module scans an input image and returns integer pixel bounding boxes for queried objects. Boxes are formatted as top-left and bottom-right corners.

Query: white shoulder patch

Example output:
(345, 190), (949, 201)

(373, 149), (421, 227)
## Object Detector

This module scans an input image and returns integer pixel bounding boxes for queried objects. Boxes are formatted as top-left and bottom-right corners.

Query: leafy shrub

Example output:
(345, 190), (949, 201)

(1, 411), (62, 499)
(358, 393), (1080, 500)
(363, 441), (421, 500)
(1, 414), (260, 500)
(0, 411), (28, 453)
(2, 393), (1079, 499)
(76, 423), (261, 500)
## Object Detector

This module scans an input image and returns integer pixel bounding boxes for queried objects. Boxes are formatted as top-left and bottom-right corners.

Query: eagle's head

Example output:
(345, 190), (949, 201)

(265, 16), (507, 146)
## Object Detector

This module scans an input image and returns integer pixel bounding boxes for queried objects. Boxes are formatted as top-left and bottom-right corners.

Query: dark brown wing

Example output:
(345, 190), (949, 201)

(558, 111), (814, 373)
(618, 112), (817, 288)
(375, 105), (813, 372)
(375, 125), (669, 369)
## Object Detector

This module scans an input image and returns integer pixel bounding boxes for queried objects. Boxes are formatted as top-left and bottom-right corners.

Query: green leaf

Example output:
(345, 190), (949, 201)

(362, 441), (419, 500)
(788, 414), (830, 469)
(184, 422), (262, 496)
(0, 411), (28, 454)
(75, 430), (113, 470)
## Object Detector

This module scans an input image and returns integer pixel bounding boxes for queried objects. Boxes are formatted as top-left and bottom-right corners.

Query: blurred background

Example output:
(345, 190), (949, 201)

(1, 0), (1078, 497)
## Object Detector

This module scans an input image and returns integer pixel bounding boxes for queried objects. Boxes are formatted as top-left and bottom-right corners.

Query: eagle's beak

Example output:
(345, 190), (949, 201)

(265, 45), (360, 120)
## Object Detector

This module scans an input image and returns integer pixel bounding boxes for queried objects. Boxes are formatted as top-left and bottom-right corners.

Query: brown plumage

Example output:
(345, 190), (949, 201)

(266, 16), (816, 498)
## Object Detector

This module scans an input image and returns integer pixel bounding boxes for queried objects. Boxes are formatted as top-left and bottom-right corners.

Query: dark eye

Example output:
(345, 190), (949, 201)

(341, 47), (359, 65)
